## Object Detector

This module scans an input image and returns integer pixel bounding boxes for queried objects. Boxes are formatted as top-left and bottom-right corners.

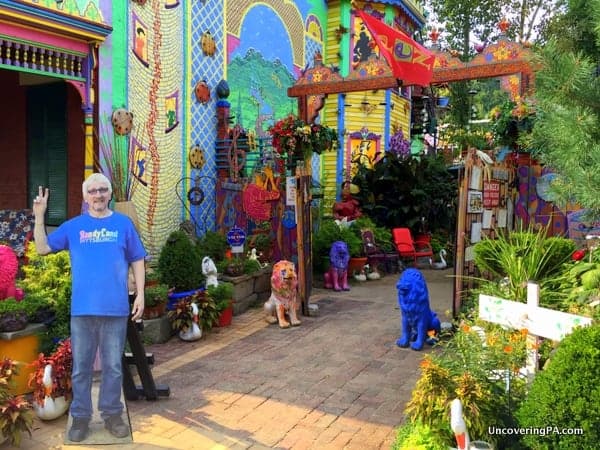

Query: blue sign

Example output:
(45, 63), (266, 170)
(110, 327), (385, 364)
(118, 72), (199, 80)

(226, 226), (246, 246)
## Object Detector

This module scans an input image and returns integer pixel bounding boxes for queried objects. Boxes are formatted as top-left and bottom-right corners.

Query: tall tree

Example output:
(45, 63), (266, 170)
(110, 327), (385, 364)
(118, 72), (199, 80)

(531, 0), (600, 216)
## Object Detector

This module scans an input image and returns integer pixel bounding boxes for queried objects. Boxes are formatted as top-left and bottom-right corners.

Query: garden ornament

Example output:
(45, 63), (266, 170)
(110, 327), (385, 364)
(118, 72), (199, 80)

(111, 108), (134, 135)
(264, 260), (300, 328)
(248, 248), (267, 268)
(202, 256), (219, 287)
(0, 244), (21, 300)
(429, 249), (448, 270)
(396, 268), (440, 351)
(450, 398), (470, 450)
(323, 241), (350, 291)
(179, 302), (202, 341)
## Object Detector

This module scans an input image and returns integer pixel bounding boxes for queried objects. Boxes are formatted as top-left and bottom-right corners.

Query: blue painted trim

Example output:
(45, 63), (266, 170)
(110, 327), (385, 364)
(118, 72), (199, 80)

(384, 90), (391, 151)
(0, 0), (112, 38)
(336, 94), (346, 200)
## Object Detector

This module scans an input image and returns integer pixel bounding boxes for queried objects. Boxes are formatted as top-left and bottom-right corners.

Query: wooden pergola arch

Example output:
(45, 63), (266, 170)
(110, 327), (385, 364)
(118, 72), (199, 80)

(288, 33), (534, 122)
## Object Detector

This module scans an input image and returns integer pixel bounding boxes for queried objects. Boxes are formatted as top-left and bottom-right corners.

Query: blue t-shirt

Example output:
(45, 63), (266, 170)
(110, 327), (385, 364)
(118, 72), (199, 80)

(47, 212), (147, 317)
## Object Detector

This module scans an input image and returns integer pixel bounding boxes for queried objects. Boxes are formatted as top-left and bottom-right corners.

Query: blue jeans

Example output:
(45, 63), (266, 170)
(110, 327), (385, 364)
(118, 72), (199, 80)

(70, 316), (128, 420)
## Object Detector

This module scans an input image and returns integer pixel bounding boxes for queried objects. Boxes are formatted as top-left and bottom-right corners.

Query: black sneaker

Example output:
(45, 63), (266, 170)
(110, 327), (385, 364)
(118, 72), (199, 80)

(68, 417), (90, 442)
(104, 415), (129, 438)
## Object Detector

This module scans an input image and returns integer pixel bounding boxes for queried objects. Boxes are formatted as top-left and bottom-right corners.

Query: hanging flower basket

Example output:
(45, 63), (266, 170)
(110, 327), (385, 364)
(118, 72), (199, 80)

(268, 115), (338, 162)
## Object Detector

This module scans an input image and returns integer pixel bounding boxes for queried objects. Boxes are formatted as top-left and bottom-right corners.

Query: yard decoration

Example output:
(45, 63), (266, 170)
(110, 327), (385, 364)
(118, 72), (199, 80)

(202, 256), (219, 287)
(323, 241), (350, 292)
(0, 245), (20, 300)
(28, 338), (72, 420)
(268, 114), (337, 160)
(396, 268), (440, 350)
(263, 260), (300, 328)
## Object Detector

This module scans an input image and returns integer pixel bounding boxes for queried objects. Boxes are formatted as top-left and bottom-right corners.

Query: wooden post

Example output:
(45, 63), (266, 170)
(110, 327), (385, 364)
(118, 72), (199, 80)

(479, 286), (593, 381)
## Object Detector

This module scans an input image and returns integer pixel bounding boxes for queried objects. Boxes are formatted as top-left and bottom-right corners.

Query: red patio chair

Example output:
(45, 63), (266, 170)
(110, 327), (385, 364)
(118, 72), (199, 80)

(392, 227), (433, 267)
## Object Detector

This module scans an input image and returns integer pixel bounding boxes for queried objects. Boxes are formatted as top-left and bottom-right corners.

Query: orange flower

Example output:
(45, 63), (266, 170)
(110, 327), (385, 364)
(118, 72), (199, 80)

(461, 324), (471, 333)
(503, 345), (513, 353)
(420, 357), (432, 369)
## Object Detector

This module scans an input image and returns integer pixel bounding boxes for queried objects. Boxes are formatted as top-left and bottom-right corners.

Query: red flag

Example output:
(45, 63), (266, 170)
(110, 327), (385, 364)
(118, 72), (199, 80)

(356, 10), (435, 86)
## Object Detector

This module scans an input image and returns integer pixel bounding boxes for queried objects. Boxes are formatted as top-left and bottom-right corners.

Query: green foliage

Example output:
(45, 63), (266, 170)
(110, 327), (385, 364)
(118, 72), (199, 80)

(473, 227), (575, 301)
(19, 242), (72, 349)
(516, 324), (600, 449)
(167, 299), (195, 333)
(351, 153), (457, 235)
(530, 31), (600, 216)
(206, 282), (234, 311)
(158, 231), (205, 292)
(196, 231), (229, 263)
(144, 284), (169, 307)
(0, 299), (28, 332)
(194, 292), (220, 331)
(404, 323), (528, 448)
(0, 359), (34, 447)
(313, 219), (362, 263)
(391, 419), (448, 450)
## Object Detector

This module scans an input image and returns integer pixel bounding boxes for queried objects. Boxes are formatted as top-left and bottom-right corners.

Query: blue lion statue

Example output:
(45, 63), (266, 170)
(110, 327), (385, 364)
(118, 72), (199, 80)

(396, 268), (440, 351)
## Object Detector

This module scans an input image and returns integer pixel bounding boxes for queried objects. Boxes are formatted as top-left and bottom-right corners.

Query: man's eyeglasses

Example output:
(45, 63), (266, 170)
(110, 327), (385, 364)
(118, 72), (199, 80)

(87, 187), (110, 195)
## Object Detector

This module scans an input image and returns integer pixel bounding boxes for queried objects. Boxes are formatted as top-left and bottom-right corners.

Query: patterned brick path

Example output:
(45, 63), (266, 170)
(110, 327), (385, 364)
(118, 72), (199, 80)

(20, 269), (453, 449)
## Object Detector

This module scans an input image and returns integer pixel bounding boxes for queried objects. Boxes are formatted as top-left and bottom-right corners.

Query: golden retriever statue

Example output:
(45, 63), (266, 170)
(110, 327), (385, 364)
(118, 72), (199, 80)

(264, 260), (301, 328)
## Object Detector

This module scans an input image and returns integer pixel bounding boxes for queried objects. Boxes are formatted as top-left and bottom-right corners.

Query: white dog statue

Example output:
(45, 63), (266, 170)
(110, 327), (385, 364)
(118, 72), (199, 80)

(202, 256), (219, 287)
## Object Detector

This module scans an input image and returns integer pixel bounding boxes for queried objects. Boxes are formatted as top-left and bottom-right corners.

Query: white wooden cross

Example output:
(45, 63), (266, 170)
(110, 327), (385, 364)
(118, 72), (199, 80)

(479, 282), (593, 381)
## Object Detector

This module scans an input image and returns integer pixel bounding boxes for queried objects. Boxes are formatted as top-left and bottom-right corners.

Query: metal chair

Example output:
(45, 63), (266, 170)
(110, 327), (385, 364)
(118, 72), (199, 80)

(360, 229), (387, 272)
(392, 227), (433, 267)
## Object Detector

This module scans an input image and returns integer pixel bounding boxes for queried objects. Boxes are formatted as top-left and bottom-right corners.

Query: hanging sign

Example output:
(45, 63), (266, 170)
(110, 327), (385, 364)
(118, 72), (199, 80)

(483, 181), (500, 208)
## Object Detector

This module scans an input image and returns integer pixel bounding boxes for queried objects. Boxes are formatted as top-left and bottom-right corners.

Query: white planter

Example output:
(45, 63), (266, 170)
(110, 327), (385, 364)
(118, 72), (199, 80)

(34, 395), (71, 421)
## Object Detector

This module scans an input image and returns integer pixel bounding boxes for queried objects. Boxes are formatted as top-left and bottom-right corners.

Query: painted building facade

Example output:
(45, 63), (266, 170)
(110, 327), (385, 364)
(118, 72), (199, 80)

(0, 0), (423, 258)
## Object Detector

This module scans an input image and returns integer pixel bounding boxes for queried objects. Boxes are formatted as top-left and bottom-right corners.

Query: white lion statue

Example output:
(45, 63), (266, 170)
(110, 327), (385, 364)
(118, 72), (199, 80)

(202, 256), (219, 287)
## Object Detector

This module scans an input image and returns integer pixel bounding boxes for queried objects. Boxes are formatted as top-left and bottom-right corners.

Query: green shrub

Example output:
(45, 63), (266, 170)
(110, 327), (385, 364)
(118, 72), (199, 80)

(391, 419), (447, 450)
(516, 324), (600, 449)
(313, 219), (362, 265)
(19, 242), (72, 352)
(158, 230), (204, 292)
(196, 231), (229, 263)
(473, 227), (576, 301)
(206, 282), (234, 311)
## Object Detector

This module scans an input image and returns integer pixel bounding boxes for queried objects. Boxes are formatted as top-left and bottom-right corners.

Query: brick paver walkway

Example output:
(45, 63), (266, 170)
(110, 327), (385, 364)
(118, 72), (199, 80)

(17, 269), (453, 449)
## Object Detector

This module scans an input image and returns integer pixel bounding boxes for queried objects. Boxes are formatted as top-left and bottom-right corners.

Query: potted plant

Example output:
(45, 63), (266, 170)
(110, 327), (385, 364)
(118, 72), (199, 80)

(0, 299), (28, 333)
(145, 268), (161, 287)
(97, 115), (141, 229)
(27, 338), (72, 421)
(0, 358), (34, 446)
(167, 298), (202, 341)
(207, 282), (234, 327)
(158, 230), (205, 308)
(143, 284), (169, 319)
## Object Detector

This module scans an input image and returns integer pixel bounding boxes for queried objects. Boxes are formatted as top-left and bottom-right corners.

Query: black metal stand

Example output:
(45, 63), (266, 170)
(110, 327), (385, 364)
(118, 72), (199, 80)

(122, 319), (170, 401)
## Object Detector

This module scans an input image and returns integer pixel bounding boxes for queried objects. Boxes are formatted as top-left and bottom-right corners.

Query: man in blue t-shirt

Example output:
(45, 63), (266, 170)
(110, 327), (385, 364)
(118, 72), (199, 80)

(33, 173), (146, 442)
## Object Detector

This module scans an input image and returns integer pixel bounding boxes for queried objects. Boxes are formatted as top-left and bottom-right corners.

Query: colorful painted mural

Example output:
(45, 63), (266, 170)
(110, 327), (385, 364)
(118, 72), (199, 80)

(0, 0), (423, 260)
